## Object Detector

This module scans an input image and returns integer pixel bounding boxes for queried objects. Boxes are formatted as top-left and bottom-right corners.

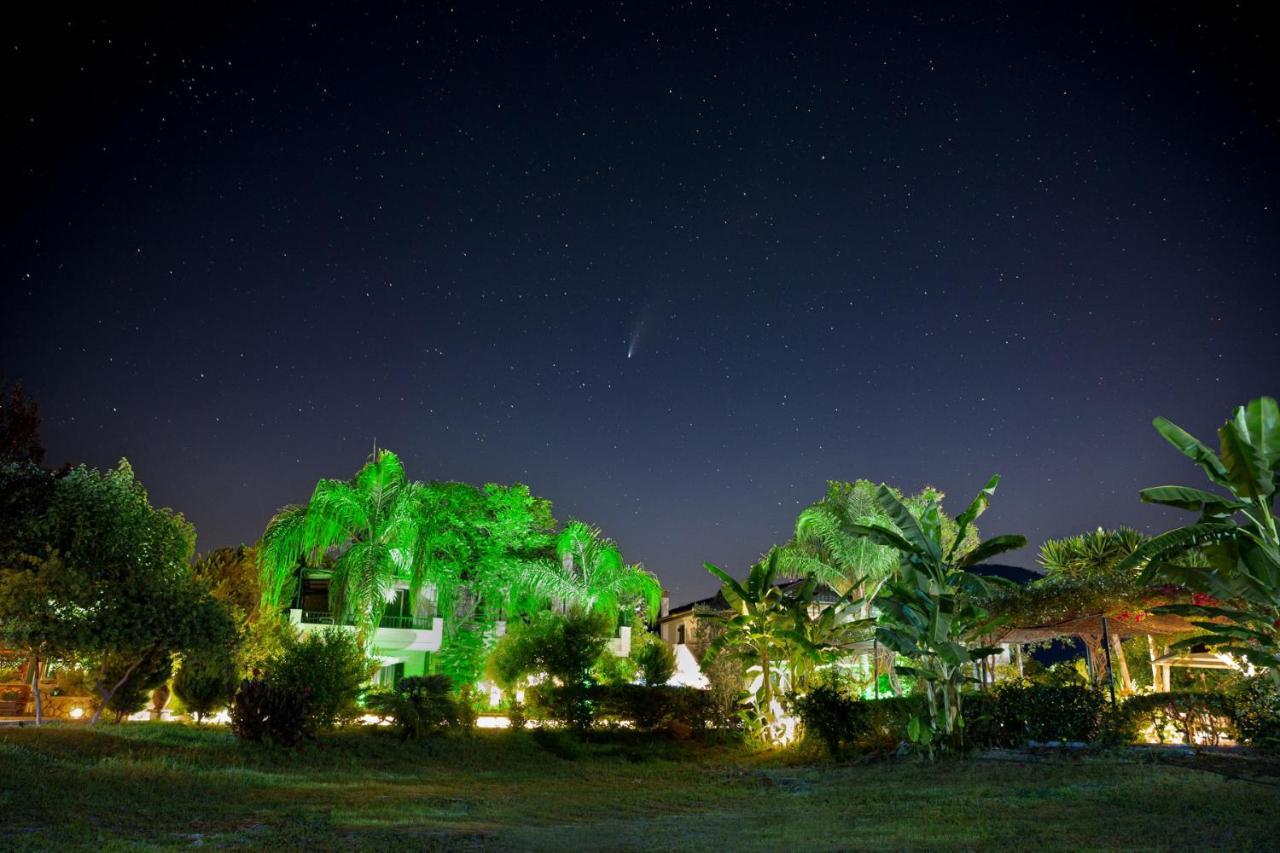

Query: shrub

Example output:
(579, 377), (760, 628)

(590, 684), (712, 732)
(269, 627), (374, 729)
(172, 646), (238, 722)
(632, 635), (675, 687)
(858, 695), (920, 754)
(792, 682), (871, 759)
(1119, 691), (1237, 746)
(230, 675), (311, 746)
(991, 682), (1105, 745)
(366, 674), (458, 741)
(508, 699), (528, 730)
(1232, 676), (1280, 752)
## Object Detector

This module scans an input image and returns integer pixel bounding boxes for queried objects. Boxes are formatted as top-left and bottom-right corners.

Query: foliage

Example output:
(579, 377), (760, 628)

(780, 480), (977, 603)
(268, 627), (375, 729)
(1231, 675), (1280, 751)
(792, 680), (871, 758)
(702, 549), (865, 744)
(520, 520), (662, 629)
(853, 475), (1026, 756)
(1116, 691), (1237, 746)
(1119, 397), (1280, 681)
(487, 611), (611, 731)
(631, 632), (675, 686)
(0, 461), (235, 724)
(229, 675), (312, 746)
(366, 675), (459, 741)
(193, 545), (263, 622)
(172, 645), (239, 721)
(98, 649), (174, 723)
(594, 684), (713, 731)
(988, 682), (1105, 745)
(435, 626), (490, 691)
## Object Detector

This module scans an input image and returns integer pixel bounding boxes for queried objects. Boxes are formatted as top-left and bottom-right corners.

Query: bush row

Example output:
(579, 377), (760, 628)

(527, 683), (717, 733)
(793, 677), (1280, 758)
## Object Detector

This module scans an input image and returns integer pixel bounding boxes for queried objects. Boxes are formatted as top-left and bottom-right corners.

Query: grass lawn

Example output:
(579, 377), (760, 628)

(1, 724), (1277, 850)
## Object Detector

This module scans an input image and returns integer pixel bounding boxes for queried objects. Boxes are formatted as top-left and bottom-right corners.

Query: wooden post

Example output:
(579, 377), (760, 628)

(1146, 635), (1159, 691)
(1110, 633), (1132, 694)
(1099, 617), (1117, 706)
(1015, 644), (1025, 679)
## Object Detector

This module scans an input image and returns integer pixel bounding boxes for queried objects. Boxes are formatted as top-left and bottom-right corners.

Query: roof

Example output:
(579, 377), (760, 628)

(661, 579), (842, 620)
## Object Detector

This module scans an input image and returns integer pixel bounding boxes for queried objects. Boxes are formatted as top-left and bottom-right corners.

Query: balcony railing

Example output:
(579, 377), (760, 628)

(299, 610), (435, 631)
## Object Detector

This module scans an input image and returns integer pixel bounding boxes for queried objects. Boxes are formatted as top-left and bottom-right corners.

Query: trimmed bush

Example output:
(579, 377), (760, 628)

(531, 683), (712, 733)
(990, 682), (1105, 745)
(230, 675), (311, 746)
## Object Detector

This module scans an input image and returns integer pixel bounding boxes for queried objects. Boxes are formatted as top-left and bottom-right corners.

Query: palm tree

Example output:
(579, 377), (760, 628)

(780, 481), (978, 612)
(259, 449), (432, 642)
(520, 520), (661, 629)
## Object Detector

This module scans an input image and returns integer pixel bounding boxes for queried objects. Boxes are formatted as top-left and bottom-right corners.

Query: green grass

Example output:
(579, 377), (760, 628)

(1, 724), (1277, 850)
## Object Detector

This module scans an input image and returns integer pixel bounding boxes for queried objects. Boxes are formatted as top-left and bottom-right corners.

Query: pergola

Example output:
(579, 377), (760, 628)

(995, 611), (1204, 694)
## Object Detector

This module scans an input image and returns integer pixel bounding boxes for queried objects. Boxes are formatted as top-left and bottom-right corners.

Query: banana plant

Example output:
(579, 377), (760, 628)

(846, 476), (1025, 756)
(702, 550), (866, 744)
(1117, 397), (1280, 683)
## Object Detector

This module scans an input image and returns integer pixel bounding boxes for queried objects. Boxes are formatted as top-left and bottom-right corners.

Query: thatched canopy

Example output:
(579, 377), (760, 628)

(996, 610), (1196, 645)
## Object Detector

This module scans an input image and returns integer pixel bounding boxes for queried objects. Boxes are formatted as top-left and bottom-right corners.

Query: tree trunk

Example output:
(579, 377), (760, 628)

(1146, 635), (1160, 690)
(90, 656), (145, 725)
(1015, 644), (1025, 679)
(1111, 634), (1133, 694)
(30, 649), (43, 725)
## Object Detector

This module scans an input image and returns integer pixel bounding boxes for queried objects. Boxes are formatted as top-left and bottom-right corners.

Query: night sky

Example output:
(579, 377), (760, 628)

(4, 3), (1278, 602)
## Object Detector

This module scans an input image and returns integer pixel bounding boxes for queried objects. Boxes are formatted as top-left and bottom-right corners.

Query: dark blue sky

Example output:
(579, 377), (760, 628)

(4, 2), (1278, 602)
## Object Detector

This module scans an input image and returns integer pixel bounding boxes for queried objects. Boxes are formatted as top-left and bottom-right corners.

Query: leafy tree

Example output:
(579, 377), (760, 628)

(173, 645), (239, 721)
(418, 481), (558, 691)
(632, 633), (676, 686)
(1119, 397), (1280, 683)
(487, 610), (611, 729)
(0, 461), (234, 724)
(522, 521), (661, 629)
(192, 544), (282, 676)
(851, 476), (1025, 756)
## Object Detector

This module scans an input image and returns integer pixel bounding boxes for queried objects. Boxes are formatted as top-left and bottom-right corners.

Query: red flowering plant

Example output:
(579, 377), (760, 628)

(1118, 397), (1280, 685)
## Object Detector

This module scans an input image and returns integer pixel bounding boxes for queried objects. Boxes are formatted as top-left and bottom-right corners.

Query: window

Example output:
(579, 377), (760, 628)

(377, 662), (405, 688)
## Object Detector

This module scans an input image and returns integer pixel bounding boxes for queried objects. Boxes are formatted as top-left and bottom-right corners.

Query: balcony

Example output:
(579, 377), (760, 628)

(288, 608), (444, 653)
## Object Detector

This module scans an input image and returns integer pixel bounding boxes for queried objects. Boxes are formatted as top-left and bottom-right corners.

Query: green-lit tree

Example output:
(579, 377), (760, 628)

(260, 449), (433, 643)
(521, 520), (662, 629)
